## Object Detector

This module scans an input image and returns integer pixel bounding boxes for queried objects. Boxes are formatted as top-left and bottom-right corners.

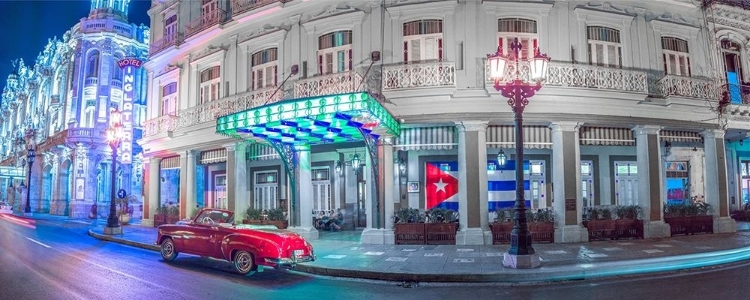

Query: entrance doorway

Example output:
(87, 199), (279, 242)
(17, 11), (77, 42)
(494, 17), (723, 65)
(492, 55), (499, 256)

(253, 170), (278, 210)
(213, 174), (227, 209)
(356, 179), (366, 228)
(581, 160), (595, 208)
(614, 161), (638, 205)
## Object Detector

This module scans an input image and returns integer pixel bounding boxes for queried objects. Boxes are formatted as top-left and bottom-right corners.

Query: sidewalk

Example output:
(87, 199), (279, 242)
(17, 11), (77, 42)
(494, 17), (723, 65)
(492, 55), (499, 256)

(75, 218), (750, 283)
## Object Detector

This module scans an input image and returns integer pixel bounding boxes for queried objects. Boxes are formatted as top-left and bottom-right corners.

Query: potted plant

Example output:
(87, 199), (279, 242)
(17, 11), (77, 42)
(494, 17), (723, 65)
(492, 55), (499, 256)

(612, 204), (644, 239)
(583, 205), (617, 240)
(166, 203), (180, 224)
(490, 207), (555, 244)
(266, 208), (288, 229)
(243, 207), (263, 225)
(425, 207), (458, 245)
(490, 208), (514, 244)
(664, 201), (713, 236)
(394, 208), (426, 245)
(116, 195), (130, 225)
(153, 203), (168, 227)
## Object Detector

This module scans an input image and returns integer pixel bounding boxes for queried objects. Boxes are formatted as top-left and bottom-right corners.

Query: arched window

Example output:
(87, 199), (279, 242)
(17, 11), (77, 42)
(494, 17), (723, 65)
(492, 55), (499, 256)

(87, 51), (100, 78)
(251, 48), (278, 90)
(318, 30), (353, 74)
(661, 37), (690, 76)
(587, 26), (621, 68)
(403, 19), (443, 62)
(112, 56), (123, 81)
(200, 66), (221, 104)
(497, 18), (537, 59)
(161, 82), (178, 116)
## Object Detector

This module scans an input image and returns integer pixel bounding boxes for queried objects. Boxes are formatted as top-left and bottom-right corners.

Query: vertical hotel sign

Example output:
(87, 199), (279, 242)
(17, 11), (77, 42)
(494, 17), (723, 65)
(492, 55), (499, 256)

(117, 58), (142, 164)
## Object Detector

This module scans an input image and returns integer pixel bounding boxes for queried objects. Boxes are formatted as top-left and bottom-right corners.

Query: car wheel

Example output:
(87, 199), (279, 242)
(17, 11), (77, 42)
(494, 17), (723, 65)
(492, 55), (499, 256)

(160, 238), (178, 262)
(233, 250), (256, 275)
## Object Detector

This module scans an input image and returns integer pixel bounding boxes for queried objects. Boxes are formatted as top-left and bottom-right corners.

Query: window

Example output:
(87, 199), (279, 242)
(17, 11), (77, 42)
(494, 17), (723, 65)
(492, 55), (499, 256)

(84, 107), (96, 128)
(662, 37), (690, 76)
(318, 30), (352, 75)
(164, 14), (177, 41)
(87, 51), (100, 77)
(403, 19), (443, 62)
(112, 56), (123, 81)
(199, 66), (221, 104)
(161, 82), (177, 116)
(616, 163), (637, 175)
(312, 168), (330, 181)
(587, 26), (622, 68)
(202, 0), (218, 19)
(665, 161), (689, 204)
(251, 48), (278, 90)
(497, 18), (538, 59)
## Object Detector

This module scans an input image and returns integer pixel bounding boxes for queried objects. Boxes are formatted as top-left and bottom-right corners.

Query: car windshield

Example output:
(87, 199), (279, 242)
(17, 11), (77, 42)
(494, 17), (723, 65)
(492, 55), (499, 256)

(195, 210), (234, 225)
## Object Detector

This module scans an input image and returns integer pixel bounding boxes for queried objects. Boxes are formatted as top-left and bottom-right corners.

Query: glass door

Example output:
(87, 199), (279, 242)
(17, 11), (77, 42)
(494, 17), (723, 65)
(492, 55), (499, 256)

(213, 174), (227, 209)
(614, 161), (638, 205)
(581, 161), (594, 208)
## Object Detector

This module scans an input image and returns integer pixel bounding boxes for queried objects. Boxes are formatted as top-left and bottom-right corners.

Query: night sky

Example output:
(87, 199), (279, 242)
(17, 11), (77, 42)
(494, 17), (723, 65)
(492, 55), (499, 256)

(0, 0), (151, 95)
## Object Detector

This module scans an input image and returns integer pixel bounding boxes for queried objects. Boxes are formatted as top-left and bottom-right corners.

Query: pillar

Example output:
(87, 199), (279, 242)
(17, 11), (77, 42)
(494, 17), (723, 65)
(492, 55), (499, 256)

(550, 122), (587, 243)
(361, 139), (395, 244)
(142, 157), (161, 227)
(702, 129), (736, 233)
(186, 151), (197, 215)
(226, 143), (248, 224)
(456, 121), (490, 245)
(287, 145), (318, 240)
(633, 125), (670, 238)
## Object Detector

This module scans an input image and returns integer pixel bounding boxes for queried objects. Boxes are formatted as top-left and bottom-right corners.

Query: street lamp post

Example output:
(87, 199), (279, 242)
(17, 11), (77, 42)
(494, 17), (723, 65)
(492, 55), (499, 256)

(104, 109), (125, 235)
(487, 38), (550, 269)
(24, 146), (35, 215)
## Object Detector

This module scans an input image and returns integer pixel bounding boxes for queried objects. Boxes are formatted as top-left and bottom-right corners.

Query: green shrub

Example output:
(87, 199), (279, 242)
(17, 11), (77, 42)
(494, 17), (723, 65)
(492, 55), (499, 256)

(246, 207), (262, 220)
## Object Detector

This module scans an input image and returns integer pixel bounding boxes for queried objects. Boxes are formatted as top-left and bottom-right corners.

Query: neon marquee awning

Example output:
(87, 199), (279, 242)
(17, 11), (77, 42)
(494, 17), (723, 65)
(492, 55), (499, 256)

(216, 92), (400, 146)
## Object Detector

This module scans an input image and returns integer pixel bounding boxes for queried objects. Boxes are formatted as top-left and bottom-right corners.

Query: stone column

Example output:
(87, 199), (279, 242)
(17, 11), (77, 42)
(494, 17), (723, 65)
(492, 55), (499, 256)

(550, 122), (587, 243)
(633, 125), (670, 238)
(186, 151), (197, 215)
(702, 129), (736, 233)
(226, 143), (248, 224)
(179, 151), (188, 219)
(456, 121), (490, 245)
(288, 145), (318, 240)
(142, 157), (161, 227)
(361, 139), (395, 245)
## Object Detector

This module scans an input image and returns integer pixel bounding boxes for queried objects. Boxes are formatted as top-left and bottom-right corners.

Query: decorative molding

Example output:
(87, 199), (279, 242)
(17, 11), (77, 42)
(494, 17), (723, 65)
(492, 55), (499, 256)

(701, 129), (725, 139)
(388, 1), (458, 21)
(238, 28), (285, 49)
(456, 121), (488, 132)
(302, 8), (365, 35)
(651, 19), (700, 39)
(191, 45), (228, 63)
(575, 5), (635, 28)
(483, 1), (553, 19)
(632, 125), (662, 136)
(549, 122), (581, 133)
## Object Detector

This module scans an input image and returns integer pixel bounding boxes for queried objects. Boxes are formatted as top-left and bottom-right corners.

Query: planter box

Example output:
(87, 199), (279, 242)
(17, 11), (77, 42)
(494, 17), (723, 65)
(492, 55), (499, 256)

(166, 215), (180, 224)
(490, 222), (555, 244)
(242, 219), (289, 229)
(425, 222), (457, 245)
(394, 223), (426, 245)
(583, 220), (617, 240)
(153, 213), (166, 227)
(665, 215), (713, 236)
(731, 210), (750, 221)
(614, 219), (644, 239)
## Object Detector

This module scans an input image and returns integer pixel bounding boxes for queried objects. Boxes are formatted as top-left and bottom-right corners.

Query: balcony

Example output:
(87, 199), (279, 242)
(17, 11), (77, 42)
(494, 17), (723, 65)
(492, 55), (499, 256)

(150, 32), (184, 56)
(110, 79), (122, 89)
(232, 0), (286, 17)
(177, 86), (282, 129)
(79, 18), (133, 37)
(726, 83), (750, 104)
(294, 70), (365, 98)
(658, 75), (721, 100)
(382, 61), (456, 91)
(485, 61), (649, 93)
(143, 115), (178, 138)
(142, 87), (282, 138)
(85, 77), (98, 86)
(184, 9), (227, 39)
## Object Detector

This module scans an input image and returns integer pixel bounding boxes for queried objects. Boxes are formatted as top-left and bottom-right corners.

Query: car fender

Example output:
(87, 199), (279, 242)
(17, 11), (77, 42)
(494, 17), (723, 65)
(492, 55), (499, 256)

(220, 233), (280, 262)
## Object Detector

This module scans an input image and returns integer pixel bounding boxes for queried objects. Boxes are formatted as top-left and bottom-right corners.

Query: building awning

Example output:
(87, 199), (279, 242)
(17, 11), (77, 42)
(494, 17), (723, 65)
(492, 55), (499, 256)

(216, 92), (400, 146)
(486, 125), (552, 149)
(247, 143), (279, 160)
(395, 126), (456, 150)
(660, 130), (703, 143)
(200, 148), (227, 164)
(579, 127), (635, 146)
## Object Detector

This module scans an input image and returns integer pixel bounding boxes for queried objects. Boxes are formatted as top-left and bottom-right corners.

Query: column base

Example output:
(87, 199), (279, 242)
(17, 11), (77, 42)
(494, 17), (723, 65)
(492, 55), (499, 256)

(645, 221), (671, 238)
(287, 226), (319, 241)
(141, 219), (154, 227)
(69, 201), (96, 219)
(503, 252), (542, 269)
(103, 226), (122, 235)
(555, 225), (588, 243)
(715, 217), (737, 233)
(360, 228), (394, 244)
(456, 227), (491, 245)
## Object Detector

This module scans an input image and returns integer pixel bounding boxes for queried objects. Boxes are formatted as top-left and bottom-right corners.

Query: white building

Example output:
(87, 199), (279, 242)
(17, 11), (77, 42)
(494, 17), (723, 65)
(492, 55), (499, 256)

(140, 0), (750, 244)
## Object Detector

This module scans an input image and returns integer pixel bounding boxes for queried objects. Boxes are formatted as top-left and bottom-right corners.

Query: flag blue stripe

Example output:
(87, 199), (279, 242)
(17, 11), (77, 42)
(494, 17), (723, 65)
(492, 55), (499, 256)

(489, 201), (532, 211)
(488, 180), (530, 191)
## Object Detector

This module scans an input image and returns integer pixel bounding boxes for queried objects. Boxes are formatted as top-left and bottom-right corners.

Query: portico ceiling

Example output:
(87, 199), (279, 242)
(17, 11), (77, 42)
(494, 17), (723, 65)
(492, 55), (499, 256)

(216, 92), (400, 146)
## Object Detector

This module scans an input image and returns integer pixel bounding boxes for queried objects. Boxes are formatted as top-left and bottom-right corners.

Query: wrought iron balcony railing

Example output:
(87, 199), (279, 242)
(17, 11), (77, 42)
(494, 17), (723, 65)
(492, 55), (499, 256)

(231, 0), (287, 17)
(658, 75), (722, 100)
(184, 9), (227, 39)
(150, 32), (184, 56)
(381, 61), (456, 91)
(294, 70), (365, 98)
(143, 115), (178, 137)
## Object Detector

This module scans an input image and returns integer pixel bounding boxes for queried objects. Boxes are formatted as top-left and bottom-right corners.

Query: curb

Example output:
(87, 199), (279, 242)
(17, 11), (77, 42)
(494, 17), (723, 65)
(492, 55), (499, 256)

(87, 229), (750, 283)
(87, 229), (160, 251)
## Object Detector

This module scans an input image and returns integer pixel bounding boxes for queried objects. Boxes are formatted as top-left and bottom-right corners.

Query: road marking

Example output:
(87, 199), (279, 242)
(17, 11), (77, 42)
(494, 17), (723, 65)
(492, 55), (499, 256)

(456, 248), (474, 252)
(602, 247), (622, 251)
(485, 252), (503, 257)
(586, 253), (608, 258)
(453, 258), (474, 263)
(386, 257), (408, 262)
(546, 250), (567, 254)
(424, 253), (444, 257)
(67, 220), (92, 225)
(324, 254), (346, 259)
(364, 251), (384, 256)
(653, 244), (673, 248)
(26, 237), (51, 248)
(643, 249), (664, 254)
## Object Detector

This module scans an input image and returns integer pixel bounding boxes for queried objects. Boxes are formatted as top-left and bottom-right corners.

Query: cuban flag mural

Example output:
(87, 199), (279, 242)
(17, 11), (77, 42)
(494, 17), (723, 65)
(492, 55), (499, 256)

(425, 160), (530, 211)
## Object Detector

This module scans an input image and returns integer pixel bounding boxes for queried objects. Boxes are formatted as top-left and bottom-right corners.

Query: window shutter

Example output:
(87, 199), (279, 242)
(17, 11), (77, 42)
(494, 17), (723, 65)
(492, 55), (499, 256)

(403, 41), (409, 63)
(318, 54), (323, 75)
(348, 49), (352, 71)
(498, 38), (504, 55)
(686, 57), (691, 77)
(438, 38), (443, 61)
(273, 65), (278, 86)
(424, 37), (436, 60)
(265, 66), (273, 88)
(663, 53), (668, 74)
(251, 70), (255, 90)
(411, 39), (421, 61)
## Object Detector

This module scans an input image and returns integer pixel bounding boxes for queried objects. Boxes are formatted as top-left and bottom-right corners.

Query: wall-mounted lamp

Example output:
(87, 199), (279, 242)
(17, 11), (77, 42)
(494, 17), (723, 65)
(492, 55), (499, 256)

(396, 158), (406, 175)
(664, 141), (672, 156)
(497, 150), (507, 167)
(336, 151), (363, 175)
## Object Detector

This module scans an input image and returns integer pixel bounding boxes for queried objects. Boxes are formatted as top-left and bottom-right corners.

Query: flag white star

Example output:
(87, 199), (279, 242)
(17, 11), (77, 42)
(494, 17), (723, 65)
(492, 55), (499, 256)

(434, 178), (447, 193)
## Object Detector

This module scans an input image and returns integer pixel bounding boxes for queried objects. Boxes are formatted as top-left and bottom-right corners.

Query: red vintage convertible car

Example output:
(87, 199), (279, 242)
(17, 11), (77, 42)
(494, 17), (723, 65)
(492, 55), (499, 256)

(156, 208), (315, 275)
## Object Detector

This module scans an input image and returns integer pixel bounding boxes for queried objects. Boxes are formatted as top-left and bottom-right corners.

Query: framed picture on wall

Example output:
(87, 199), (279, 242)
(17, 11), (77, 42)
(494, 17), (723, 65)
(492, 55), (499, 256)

(407, 181), (419, 193)
(75, 178), (85, 200)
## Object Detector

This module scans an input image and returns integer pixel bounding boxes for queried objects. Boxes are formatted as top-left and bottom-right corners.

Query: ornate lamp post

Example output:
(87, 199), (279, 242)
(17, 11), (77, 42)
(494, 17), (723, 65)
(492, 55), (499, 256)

(104, 109), (125, 235)
(24, 145), (35, 215)
(487, 38), (550, 269)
